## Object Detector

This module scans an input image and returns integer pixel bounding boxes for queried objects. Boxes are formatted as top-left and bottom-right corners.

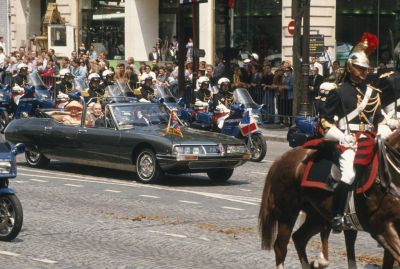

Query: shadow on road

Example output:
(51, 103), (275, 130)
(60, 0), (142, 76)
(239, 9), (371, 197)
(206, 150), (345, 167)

(17, 161), (249, 188)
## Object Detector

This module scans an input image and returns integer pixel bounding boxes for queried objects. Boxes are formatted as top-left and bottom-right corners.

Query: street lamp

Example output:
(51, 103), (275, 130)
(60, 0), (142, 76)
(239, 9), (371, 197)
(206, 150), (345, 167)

(299, 0), (311, 116)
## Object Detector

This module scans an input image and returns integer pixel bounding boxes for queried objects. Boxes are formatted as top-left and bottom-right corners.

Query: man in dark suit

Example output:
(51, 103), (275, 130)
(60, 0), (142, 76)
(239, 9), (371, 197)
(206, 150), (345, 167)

(309, 66), (324, 100)
(148, 47), (160, 62)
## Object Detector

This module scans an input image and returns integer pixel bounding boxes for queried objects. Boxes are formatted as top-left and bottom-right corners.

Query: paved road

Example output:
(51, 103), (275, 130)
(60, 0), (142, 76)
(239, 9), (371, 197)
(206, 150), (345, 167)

(0, 141), (391, 268)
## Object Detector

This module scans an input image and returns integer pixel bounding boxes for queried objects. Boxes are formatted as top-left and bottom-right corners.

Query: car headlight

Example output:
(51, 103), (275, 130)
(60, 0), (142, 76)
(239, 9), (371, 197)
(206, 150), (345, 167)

(173, 146), (205, 155)
(0, 161), (12, 174)
(226, 145), (247, 154)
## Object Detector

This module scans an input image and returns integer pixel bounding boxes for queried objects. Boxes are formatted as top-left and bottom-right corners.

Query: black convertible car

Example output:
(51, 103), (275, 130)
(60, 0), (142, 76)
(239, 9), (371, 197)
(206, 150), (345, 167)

(4, 102), (250, 183)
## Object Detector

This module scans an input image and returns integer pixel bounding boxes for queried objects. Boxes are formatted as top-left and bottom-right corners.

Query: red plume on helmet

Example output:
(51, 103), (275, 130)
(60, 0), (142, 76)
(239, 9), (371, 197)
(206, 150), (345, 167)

(360, 32), (378, 55)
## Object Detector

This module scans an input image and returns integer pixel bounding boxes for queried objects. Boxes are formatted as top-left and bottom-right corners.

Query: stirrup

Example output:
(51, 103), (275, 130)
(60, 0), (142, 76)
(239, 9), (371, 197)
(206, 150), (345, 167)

(331, 215), (344, 233)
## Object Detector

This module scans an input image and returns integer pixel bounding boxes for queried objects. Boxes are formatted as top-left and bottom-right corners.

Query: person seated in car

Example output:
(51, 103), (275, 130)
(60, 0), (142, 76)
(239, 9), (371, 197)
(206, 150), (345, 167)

(62, 100), (83, 125)
(85, 102), (104, 127)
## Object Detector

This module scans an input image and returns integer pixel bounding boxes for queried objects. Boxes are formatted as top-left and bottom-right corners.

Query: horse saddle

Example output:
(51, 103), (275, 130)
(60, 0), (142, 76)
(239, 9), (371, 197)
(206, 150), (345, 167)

(301, 138), (379, 194)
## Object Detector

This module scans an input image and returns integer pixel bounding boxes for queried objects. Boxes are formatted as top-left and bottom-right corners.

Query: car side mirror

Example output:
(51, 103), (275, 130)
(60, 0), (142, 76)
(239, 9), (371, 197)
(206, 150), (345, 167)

(158, 97), (165, 104)
(12, 143), (25, 155)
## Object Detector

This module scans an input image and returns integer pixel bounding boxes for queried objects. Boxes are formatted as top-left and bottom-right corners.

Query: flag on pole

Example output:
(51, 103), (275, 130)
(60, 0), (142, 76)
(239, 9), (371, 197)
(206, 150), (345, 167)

(239, 109), (258, 136)
(166, 111), (183, 137)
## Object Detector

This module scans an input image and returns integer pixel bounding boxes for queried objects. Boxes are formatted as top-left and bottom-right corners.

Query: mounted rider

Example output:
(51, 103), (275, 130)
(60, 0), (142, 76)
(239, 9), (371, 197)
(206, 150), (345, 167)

(320, 33), (393, 233)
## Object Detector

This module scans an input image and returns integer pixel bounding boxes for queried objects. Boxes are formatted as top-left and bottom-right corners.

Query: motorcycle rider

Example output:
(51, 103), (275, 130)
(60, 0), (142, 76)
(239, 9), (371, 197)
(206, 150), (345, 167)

(99, 69), (115, 91)
(138, 74), (155, 102)
(321, 33), (392, 233)
(55, 68), (75, 96)
(194, 76), (213, 109)
(12, 63), (29, 105)
(82, 73), (106, 104)
(213, 77), (234, 129)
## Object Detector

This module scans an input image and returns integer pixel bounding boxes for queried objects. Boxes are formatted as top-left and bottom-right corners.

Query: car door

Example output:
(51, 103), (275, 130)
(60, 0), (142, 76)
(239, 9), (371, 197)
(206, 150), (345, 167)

(40, 119), (79, 160)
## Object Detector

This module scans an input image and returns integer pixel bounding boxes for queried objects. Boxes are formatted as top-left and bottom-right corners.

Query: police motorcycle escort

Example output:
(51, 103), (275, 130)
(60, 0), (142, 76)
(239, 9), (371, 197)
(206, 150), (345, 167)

(0, 141), (25, 241)
(185, 77), (267, 162)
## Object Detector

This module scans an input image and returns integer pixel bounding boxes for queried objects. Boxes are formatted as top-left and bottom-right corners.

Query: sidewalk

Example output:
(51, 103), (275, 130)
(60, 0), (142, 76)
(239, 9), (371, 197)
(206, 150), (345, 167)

(259, 124), (289, 143)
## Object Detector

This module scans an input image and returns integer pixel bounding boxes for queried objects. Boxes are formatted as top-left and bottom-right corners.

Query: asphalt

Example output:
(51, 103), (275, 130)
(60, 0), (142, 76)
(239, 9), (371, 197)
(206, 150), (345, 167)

(259, 123), (289, 143)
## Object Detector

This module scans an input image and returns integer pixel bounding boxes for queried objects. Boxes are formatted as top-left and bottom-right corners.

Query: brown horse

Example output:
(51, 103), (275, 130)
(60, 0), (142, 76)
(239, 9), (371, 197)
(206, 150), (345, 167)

(259, 128), (400, 269)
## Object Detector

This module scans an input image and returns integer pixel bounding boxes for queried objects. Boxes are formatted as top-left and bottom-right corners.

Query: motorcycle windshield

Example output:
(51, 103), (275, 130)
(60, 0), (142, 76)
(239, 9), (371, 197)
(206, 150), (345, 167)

(35, 87), (50, 99)
(233, 88), (258, 109)
(106, 84), (124, 97)
(28, 73), (46, 87)
(74, 78), (88, 92)
(117, 81), (135, 97)
(154, 85), (176, 103)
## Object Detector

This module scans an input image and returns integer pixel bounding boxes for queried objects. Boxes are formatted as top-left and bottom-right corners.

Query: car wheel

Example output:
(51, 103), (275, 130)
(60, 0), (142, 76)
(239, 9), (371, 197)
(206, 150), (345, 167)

(249, 133), (267, 162)
(0, 194), (23, 241)
(135, 149), (162, 184)
(207, 168), (234, 183)
(0, 110), (9, 133)
(25, 150), (50, 168)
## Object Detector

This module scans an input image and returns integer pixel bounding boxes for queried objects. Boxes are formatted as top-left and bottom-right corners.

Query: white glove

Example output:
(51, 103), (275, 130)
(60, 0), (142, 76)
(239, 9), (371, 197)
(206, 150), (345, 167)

(341, 134), (356, 145)
(325, 125), (355, 146)
(195, 100), (208, 107)
(12, 85), (24, 93)
(377, 124), (393, 140)
(139, 98), (150, 103)
(215, 104), (230, 113)
(387, 118), (400, 130)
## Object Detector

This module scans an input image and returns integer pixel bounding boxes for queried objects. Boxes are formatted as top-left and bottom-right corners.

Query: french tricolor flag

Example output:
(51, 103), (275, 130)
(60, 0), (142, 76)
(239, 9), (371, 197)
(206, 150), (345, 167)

(239, 109), (258, 136)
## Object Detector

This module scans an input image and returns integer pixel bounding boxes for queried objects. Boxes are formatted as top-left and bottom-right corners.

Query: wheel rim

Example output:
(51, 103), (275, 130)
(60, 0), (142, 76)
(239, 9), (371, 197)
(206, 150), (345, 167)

(249, 136), (262, 160)
(0, 197), (16, 237)
(138, 153), (155, 180)
(26, 151), (41, 164)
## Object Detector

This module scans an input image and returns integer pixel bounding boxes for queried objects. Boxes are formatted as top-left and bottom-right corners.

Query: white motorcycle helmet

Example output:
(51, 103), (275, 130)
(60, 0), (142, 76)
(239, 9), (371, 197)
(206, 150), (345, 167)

(17, 63), (28, 73)
(88, 73), (101, 81)
(102, 69), (114, 79)
(196, 76), (210, 90)
(218, 77), (230, 88)
(251, 53), (259, 61)
(59, 68), (74, 79)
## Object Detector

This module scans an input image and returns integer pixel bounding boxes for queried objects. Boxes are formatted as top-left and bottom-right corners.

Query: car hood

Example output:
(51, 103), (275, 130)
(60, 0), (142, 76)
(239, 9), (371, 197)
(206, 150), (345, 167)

(128, 125), (244, 145)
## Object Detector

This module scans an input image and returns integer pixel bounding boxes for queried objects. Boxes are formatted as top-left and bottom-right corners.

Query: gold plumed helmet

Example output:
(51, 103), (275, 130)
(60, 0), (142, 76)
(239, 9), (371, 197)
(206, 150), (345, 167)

(347, 32), (378, 69)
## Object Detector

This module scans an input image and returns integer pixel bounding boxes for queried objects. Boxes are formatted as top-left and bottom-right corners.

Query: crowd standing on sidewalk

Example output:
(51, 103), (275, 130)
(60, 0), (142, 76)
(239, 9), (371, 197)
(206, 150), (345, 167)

(0, 35), (357, 126)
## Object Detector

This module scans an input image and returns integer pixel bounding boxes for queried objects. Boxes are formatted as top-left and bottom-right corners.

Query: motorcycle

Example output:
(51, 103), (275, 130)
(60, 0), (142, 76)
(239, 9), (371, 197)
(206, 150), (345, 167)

(287, 115), (322, 148)
(187, 88), (267, 162)
(0, 142), (25, 241)
(54, 78), (88, 109)
(232, 88), (266, 125)
(0, 84), (13, 132)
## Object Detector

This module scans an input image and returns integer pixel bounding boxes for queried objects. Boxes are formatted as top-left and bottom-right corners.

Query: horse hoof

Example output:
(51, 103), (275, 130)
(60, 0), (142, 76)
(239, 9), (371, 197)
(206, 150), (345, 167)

(311, 259), (330, 269)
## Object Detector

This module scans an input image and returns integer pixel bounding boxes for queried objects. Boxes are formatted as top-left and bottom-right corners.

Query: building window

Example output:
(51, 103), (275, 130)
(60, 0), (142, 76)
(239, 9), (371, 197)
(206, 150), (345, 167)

(81, 0), (125, 60)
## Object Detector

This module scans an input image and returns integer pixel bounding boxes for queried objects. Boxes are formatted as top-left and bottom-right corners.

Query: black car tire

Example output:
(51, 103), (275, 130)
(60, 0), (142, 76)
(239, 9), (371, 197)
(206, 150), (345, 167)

(0, 110), (9, 133)
(0, 194), (23, 241)
(249, 133), (267, 162)
(135, 148), (162, 184)
(207, 168), (234, 182)
(25, 150), (50, 168)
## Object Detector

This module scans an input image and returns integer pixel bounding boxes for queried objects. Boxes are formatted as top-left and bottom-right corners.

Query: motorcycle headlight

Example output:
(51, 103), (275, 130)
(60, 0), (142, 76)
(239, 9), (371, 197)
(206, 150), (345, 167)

(0, 161), (12, 174)
(226, 145), (247, 154)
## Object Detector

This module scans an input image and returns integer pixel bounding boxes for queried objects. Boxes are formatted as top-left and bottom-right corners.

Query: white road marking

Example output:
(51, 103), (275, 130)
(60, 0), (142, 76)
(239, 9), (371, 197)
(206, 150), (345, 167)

(31, 258), (58, 264)
(0, 250), (20, 257)
(104, 189), (121, 193)
(251, 172), (268, 175)
(222, 206), (244, 211)
(238, 189), (252, 192)
(139, 195), (159, 199)
(29, 178), (48, 183)
(148, 230), (187, 238)
(19, 170), (260, 205)
(13, 180), (26, 184)
(199, 236), (211, 241)
(179, 200), (200, 205)
(64, 184), (83, 188)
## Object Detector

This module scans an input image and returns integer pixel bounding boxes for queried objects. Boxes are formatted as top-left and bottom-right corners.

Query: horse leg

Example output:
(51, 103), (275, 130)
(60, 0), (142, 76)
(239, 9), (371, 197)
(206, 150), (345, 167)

(317, 226), (331, 268)
(292, 213), (328, 269)
(275, 219), (297, 269)
(382, 248), (395, 269)
(375, 222), (400, 265)
(344, 230), (358, 269)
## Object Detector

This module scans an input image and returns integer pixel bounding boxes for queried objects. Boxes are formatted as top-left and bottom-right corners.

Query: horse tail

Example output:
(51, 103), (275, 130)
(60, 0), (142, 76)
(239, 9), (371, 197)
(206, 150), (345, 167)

(259, 160), (279, 250)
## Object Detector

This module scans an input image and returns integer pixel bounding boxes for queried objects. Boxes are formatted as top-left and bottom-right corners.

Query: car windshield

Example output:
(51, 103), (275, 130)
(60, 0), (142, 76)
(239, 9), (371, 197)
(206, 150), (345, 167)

(28, 73), (46, 87)
(154, 85), (176, 103)
(111, 103), (170, 129)
(233, 88), (258, 109)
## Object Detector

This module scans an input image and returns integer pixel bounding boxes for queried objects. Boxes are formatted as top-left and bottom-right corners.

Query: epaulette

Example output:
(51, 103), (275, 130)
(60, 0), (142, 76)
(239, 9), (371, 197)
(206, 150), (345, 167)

(379, 71), (395, 79)
(133, 87), (141, 96)
(81, 89), (89, 97)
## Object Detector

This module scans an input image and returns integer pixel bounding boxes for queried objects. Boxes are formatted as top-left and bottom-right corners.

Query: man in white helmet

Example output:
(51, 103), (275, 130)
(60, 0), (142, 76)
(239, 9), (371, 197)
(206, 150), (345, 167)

(12, 63), (28, 87)
(138, 74), (155, 102)
(99, 69), (115, 91)
(213, 77), (234, 129)
(82, 73), (105, 103)
(194, 76), (212, 108)
(55, 68), (75, 95)
(321, 33), (392, 233)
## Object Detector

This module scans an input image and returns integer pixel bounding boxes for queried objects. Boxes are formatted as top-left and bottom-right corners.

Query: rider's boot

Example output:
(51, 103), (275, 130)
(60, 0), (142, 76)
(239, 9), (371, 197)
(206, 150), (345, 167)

(331, 181), (352, 233)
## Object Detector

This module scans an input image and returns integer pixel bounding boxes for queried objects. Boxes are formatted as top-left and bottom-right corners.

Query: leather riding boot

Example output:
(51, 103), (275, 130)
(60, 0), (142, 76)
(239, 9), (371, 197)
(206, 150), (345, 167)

(331, 181), (352, 233)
